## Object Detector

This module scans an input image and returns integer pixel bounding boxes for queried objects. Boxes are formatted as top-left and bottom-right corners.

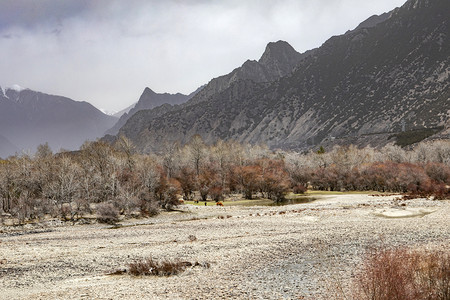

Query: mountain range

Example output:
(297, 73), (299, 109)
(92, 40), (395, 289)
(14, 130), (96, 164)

(109, 0), (449, 152)
(2, 0), (448, 157)
(0, 86), (116, 157)
(106, 40), (317, 150)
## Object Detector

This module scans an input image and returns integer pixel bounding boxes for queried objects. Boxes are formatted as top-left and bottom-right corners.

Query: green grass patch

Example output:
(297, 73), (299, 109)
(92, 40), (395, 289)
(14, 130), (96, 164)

(183, 191), (381, 207)
(184, 196), (316, 207)
(184, 199), (268, 206)
(183, 201), (216, 206)
(304, 190), (376, 196)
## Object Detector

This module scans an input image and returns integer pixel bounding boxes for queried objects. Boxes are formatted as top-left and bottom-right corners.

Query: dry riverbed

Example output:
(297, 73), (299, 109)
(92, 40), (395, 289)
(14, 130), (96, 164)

(0, 194), (449, 299)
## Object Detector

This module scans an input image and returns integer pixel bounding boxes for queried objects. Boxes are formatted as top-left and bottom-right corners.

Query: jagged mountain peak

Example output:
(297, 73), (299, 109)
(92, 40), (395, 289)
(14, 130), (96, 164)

(105, 85), (201, 136)
(143, 87), (156, 95)
(242, 59), (258, 65)
(259, 40), (298, 61)
(136, 87), (190, 105)
(257, 40), (304, 79)
(142, 86), (187, 98)
(258, 40), (302, 72)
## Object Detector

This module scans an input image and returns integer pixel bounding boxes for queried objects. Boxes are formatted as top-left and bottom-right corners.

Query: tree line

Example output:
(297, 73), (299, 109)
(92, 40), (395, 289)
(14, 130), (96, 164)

(1, 136), (449, 224)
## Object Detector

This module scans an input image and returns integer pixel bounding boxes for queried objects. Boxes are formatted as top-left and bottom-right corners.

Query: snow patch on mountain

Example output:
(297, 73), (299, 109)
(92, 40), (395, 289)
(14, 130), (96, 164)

(100, 108), (119, 116)
(9, 84), (26, 92)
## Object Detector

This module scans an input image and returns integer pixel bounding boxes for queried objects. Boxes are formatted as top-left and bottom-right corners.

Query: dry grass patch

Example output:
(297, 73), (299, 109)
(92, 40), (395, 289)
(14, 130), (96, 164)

(128, 257), (189, 276)
(123, 257), (211, 277)
(352, 247), (450, 300)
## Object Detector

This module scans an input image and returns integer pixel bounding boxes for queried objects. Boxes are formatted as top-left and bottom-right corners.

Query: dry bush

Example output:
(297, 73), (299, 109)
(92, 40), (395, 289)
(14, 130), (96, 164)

(139, 198), (159, 217)
(293, 184), (307, 194)
(188, 234), (197, 242)
(137, 191), (159, 217)
(128, 257), (190, 276)
(157, 178), (181, 210)
(353, 246), (450, 300)
(73, 198), (91, 218)
(209, 186), (224, 202)
(425, 163), (450, 184)
(10, 196), (45, 223)
(176, 166), (197, 200)
(96, 202), (119, 224)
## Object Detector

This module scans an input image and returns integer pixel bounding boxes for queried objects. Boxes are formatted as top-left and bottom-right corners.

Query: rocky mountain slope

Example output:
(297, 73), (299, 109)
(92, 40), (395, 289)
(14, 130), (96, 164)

(0, 87), (117, 157)
(106, 86), (203, 135)
(110, 40), (312, 148)
(114, 0), (449, 152)
(113, 40), (310, 135)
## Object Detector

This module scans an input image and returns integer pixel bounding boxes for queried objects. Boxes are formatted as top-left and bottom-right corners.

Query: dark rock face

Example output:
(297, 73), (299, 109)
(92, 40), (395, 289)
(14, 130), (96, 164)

(353, 12), (392, 31)
(258, 40), (308, 78)
(0, 87), (117, 156)
(115, 0), (449, 152)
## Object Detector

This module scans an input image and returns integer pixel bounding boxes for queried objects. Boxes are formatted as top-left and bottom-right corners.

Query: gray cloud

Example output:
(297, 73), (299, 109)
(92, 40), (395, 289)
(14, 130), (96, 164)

(0, 0), (407, 111)
(0, 0), (89, 32)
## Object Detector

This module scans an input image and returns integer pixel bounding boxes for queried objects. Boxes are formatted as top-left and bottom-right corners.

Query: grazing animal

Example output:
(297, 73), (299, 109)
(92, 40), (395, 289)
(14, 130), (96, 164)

(216, 202), (224, 207)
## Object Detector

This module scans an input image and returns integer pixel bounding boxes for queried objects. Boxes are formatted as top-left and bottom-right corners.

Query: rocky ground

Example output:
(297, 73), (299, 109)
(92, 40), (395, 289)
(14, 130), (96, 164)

(0, 194), (449, 299)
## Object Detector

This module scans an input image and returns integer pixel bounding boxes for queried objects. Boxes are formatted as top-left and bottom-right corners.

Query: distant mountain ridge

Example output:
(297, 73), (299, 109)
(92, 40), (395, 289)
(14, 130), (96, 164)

(106, 85), (203, 135)
(0, 86), (117, 157)
(104, 40), (309, 139)
(112, 0), (449, 152)
(0, 134), (18, 158)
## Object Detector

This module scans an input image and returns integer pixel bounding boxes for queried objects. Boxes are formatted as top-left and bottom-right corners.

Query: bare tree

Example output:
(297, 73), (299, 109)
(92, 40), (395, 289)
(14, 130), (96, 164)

(162, 141), (180, 178)
(44, 156), (81, 216)
(187, 135), (206, 176)
(380, 144), (409, 163)
(0, 159), (19, 213)
(114, 135), (136, 171)
(35, 142), (53, 159)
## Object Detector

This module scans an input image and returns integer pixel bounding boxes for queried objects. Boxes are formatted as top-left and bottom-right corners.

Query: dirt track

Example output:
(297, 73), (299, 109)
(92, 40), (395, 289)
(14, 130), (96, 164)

(1, 194), (449, 299)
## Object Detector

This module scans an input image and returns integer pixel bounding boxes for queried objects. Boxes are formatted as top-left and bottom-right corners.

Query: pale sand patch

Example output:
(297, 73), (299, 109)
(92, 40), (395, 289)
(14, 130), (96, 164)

(374, 208), (436, 218)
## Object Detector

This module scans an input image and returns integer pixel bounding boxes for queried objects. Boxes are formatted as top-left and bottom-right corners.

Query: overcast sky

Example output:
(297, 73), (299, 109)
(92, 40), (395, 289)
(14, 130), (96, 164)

(0, 0), (407, 112)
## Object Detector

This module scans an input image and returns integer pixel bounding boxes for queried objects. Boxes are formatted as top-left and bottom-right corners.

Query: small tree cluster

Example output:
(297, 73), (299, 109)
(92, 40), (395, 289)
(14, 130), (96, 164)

(0, 139), (176, 223)
(1, 138), (449, 224)
(307, 161), (449, 198)
(284, 142), (450, 198)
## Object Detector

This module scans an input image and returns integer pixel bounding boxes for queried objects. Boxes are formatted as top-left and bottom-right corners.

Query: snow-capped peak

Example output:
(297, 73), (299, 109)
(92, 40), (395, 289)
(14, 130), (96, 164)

(9, 84), (26, 92)
(100, 108), (118, 116)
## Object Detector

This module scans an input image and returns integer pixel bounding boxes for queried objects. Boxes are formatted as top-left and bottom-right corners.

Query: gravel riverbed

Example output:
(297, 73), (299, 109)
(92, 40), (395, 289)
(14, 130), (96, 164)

(0, 194), (449, 299)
